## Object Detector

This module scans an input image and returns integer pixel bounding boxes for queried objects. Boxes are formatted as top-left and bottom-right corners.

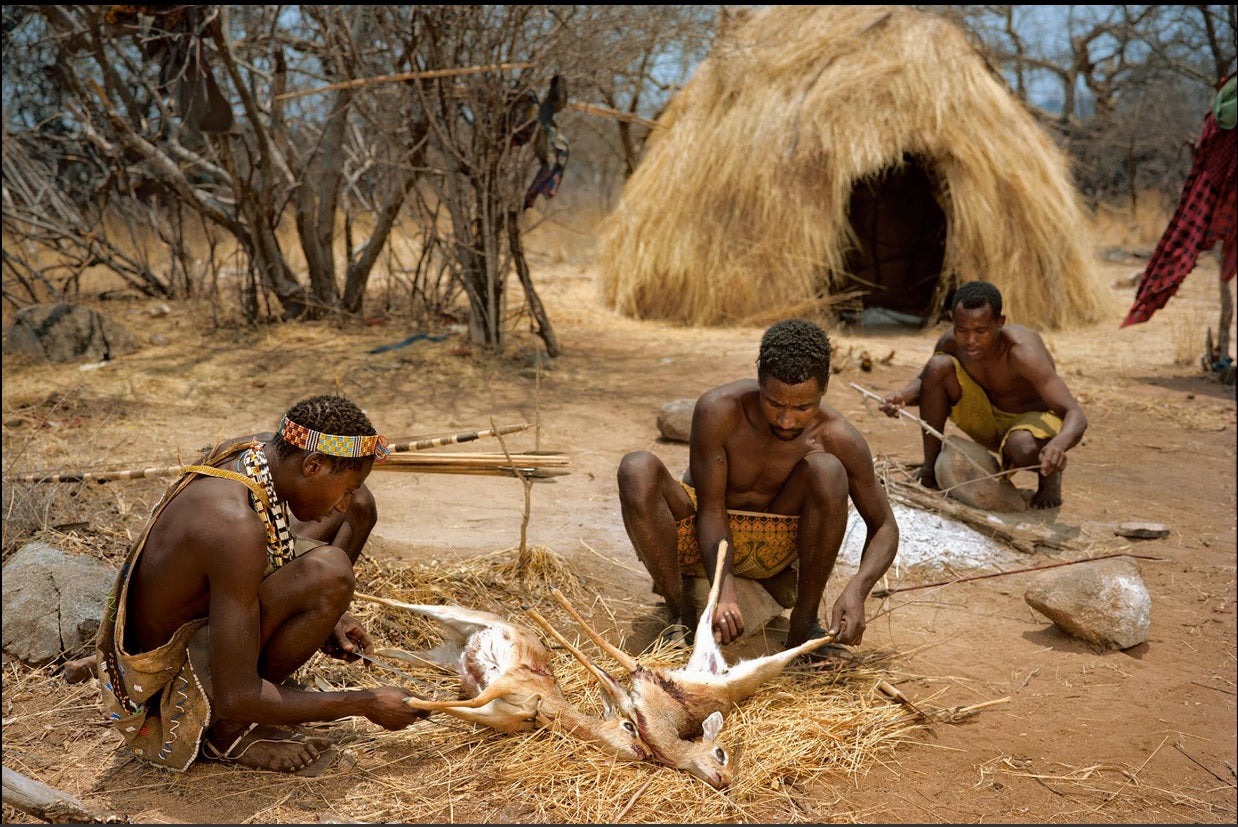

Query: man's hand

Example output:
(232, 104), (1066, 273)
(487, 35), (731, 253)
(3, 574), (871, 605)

(1038, 443), (1068, 476)
(366, 686), (430, 729)
(321, 611), (372, 662)
(712, 597), (745, 645)
(878, 391), (907, 418)
(828, 586), (868, 646)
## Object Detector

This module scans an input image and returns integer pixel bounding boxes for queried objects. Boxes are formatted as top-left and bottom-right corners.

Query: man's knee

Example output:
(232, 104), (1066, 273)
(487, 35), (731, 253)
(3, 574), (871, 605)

(1002, 430), (1040, 464)
(922, 354), (956, 386)
(349, 486), (377, 532)
(617, 450), (662, 495)
(298, 549), (356, 613)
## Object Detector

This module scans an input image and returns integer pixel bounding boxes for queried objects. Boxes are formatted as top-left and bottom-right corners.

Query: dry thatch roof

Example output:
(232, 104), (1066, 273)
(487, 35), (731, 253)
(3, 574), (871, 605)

(599, 5), (1118, 329)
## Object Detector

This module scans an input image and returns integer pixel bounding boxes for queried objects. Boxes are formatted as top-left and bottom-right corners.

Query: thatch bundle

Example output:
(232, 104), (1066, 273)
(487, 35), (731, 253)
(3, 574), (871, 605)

(599, 5), (1117, 328)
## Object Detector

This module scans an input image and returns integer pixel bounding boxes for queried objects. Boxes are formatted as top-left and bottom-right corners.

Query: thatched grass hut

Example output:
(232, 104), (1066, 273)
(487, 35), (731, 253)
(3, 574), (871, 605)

(598, 5), (1117, 328)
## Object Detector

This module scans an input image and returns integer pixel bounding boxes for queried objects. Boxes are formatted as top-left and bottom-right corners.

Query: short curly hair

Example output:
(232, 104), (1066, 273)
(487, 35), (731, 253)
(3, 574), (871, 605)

(273, 394), (377, 473)
(952, 280), (1003, 316)
(756, 319), (832, 388)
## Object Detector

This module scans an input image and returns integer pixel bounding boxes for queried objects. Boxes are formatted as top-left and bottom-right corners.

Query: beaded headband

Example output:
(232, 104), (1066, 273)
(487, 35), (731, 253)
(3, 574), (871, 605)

(278, 416), (390, 462)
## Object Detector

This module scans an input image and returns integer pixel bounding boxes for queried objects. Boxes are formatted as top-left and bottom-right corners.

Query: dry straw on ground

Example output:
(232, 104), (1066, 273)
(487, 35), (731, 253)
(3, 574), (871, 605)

(303, 547), (928, 823)
(1, 547), (927, 825)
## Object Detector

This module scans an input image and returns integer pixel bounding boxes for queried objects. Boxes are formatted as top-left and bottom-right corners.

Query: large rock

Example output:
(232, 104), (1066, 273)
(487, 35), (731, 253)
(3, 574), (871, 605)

(2, 541), (117, 665)
(657, 398), (696, 443)
(1024, 557), (1151, 650)
(3, 302), (139, 363)
(934, 435), (1027, 512)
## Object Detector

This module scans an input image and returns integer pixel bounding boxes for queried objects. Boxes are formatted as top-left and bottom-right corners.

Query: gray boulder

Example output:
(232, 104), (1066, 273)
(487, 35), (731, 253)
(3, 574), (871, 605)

(4, 302), (139, 363)
(935, 435), (1027, 512)
(657, 398), (696, 443)
(1024, 557), (1151, 650)
(2, 541), (117, 665)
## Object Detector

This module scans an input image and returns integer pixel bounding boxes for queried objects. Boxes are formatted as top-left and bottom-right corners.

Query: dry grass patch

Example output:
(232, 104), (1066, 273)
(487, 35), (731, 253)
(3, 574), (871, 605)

(0, 547), (930, 824)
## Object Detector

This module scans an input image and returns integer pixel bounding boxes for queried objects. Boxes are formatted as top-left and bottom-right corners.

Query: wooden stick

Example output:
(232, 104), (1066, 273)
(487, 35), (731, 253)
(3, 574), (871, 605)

(274, 62), (533, 101)
(937, 464), (1040, 493)
(374, 451), (570, 480)
(875, 679), (932, 722)
(386, 423), (530, 453)
(567, 101), (658, 129)
(849, 382), (945, 441)
(2, 765), (126, 824)
(1172, 742), (1232, 784)
(5, 424), (534, 484)
(952, 697), (1011, 715)
(872, 551), (1165, 597)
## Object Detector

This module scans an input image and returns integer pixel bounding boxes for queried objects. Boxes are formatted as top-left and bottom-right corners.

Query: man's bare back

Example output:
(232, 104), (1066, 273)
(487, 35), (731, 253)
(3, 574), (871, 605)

(96, 397), (427, 775)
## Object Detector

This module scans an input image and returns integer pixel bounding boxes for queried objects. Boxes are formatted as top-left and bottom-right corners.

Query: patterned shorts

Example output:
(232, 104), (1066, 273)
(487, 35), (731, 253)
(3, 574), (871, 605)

(674, 483), (799, 579)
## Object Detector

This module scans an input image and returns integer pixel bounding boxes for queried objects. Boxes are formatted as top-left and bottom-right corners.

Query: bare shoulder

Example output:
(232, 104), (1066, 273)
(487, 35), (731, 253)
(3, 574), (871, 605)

(814, 405), (873, 462)
(1003, 324), (1057, 368)
(164, 474), (266, 543)
(694, 379), (755, 425)
(933, 327), (957, 353)
(1004, 323), (1047, 347)
(145, 474), (268, 584)
(696, 378), (755, 408)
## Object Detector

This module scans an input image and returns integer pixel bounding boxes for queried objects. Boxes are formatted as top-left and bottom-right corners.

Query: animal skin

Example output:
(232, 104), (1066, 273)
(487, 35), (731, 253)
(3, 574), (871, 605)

(352, 596), (649, 763)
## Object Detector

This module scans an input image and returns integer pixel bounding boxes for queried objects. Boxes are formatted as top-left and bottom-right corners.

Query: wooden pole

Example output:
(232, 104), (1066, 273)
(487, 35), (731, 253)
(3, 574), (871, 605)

(2, 766), (126, 824)
(386, 422), (531, 453)
(849, 382), (945, 441)
(6, 423), (533, 484)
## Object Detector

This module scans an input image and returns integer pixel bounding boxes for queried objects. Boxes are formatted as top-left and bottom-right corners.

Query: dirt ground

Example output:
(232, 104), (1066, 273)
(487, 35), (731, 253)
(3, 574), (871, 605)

(2, 248), (1235, 824)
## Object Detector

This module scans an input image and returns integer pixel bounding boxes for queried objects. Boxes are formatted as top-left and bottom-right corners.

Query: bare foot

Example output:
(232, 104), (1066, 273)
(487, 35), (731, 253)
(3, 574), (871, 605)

(914, 464), (939, 489)
(204, 723), (336, 774)
(1031, 471), (1062, 509)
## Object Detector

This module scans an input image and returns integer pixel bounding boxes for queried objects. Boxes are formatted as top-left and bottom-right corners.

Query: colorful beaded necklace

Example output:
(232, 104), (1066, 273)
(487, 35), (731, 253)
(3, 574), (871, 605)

(239, 442), (295, 572)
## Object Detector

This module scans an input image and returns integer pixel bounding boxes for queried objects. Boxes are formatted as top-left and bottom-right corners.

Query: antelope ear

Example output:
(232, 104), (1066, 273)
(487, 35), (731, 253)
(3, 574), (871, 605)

(701, 710), (725, 743)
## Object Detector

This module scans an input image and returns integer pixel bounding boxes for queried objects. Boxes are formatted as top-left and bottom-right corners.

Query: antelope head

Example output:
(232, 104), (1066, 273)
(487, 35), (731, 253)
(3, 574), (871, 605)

(534, 597), (736, 788)
(544, 541), (837, 789)
(524, 607), (651, 763)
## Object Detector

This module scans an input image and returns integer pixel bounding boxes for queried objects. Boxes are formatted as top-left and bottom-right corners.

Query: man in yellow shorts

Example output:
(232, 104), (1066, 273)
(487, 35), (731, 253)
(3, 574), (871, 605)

(879, 280), (1088, 510)
(617, 319), (899, 652)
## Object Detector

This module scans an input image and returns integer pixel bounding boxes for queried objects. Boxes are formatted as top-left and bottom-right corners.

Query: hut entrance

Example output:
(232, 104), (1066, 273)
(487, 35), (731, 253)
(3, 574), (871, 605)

(839, 157), (946, 324)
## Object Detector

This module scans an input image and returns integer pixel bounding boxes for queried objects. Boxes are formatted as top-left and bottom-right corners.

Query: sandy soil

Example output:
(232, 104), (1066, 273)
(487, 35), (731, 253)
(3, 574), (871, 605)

(1, 251), (1234, 824)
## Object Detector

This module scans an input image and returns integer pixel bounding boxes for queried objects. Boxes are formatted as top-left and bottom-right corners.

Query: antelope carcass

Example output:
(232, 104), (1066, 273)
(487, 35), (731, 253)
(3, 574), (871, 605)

(549, 541), (836, 787)
(352, 595), (650, 763)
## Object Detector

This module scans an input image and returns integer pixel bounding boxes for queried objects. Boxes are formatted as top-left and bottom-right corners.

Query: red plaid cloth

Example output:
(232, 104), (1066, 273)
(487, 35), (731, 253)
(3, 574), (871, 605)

(1122, 112), (1237, 328)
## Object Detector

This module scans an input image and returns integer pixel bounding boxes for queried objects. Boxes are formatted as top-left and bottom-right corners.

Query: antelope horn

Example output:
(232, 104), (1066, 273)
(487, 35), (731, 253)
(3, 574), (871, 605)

(525, 606), (635, 715)
(548, 588), (642, 673)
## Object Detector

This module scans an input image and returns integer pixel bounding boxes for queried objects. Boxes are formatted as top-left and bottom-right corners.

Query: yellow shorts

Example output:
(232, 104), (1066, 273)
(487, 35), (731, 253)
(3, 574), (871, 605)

(674, 483), (799, 579)
(944, 354), (1063, 456)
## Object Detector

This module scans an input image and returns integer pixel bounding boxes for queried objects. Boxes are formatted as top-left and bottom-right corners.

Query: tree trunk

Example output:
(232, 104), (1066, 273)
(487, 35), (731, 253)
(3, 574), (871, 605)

(507, 209), (559, 356)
